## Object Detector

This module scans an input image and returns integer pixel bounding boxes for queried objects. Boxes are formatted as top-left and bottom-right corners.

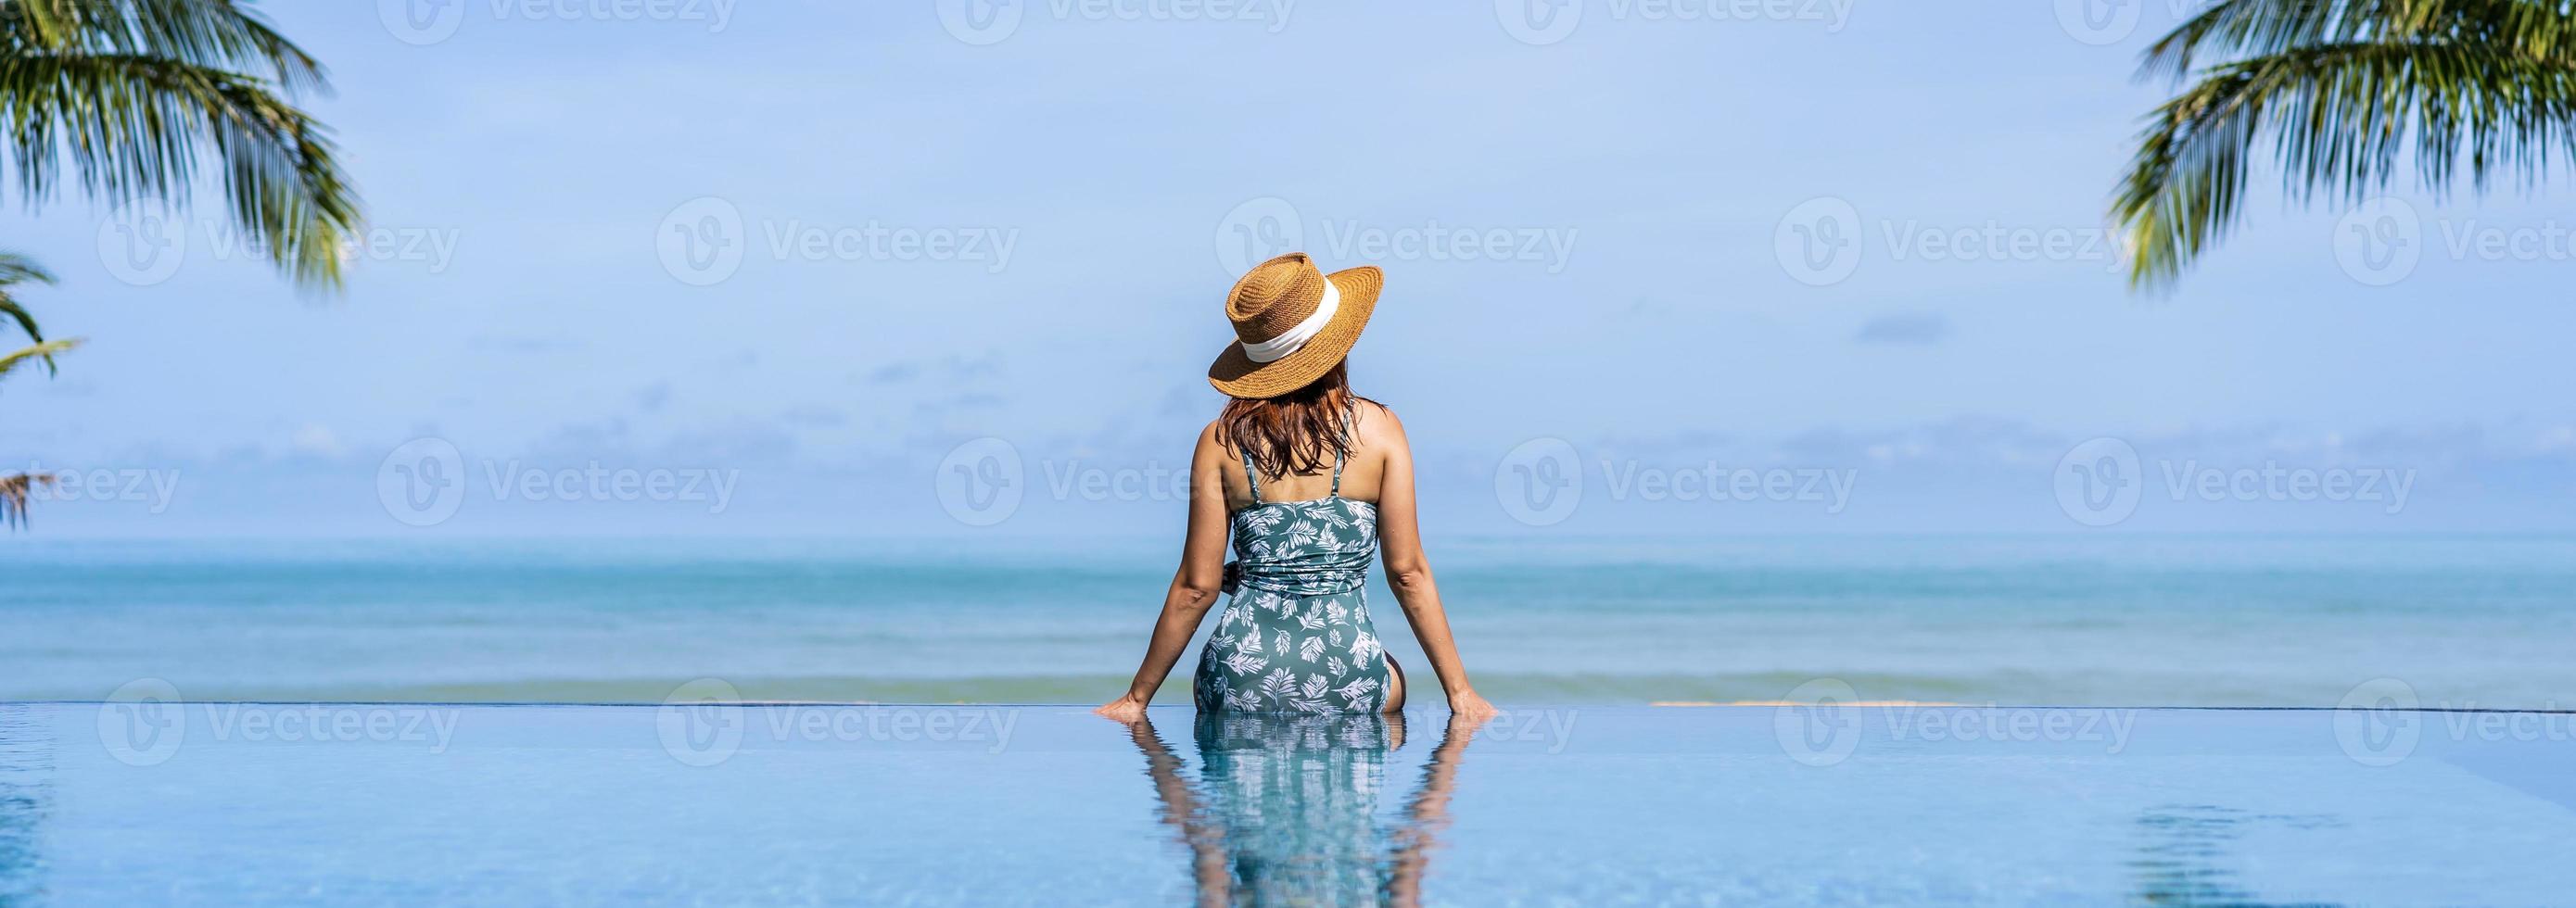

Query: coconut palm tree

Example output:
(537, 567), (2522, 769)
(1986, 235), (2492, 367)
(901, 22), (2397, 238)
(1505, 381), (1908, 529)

(2113, 0), (2576, 289)
(1, 0), (362, 527)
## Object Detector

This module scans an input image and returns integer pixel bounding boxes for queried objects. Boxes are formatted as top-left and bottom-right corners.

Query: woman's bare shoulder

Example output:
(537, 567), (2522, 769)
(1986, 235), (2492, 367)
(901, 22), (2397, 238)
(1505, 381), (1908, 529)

(1192, 420), (1227, 460)
(1354, 398), (1407, 447)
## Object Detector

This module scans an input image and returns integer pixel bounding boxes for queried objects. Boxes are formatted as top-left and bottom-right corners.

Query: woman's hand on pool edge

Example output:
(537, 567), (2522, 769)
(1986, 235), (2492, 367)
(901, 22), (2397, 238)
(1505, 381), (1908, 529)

(1095, 695), (1148, 724)
(1448, 689), (1497, 722)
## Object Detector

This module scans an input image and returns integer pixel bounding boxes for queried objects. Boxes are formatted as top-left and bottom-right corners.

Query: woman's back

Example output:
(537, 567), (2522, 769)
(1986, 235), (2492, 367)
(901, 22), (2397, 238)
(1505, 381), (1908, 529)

(1096, 251), (1491, 725)
(1197, 406), (1394, 713)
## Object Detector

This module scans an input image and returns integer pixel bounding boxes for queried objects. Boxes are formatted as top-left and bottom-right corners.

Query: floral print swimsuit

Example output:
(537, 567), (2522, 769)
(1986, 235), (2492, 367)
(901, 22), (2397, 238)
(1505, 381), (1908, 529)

(1192, 428), (1395, 713)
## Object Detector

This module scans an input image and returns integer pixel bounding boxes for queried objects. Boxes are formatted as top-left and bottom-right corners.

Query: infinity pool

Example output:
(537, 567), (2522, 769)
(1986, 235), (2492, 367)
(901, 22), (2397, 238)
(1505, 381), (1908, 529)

(3, 702), (2570, 905)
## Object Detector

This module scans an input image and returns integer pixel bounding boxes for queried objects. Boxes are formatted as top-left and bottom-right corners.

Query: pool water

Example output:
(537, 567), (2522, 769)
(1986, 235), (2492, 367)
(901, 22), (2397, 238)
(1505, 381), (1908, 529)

(2, 702), (2570, 905)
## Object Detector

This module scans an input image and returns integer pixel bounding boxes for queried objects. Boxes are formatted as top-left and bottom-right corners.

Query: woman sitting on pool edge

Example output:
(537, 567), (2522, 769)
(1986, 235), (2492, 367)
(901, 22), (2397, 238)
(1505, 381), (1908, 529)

(1097, 253), (1495, 720)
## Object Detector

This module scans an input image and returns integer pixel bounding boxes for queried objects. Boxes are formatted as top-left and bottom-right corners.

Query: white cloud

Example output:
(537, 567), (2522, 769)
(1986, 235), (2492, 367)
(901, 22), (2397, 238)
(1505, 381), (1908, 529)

(291, 423), (342, 456)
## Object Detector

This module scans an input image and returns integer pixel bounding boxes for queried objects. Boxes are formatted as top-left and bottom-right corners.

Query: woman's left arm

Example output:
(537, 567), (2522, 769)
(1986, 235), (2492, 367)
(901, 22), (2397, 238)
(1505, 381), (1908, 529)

(1372, 407), (1497, 721)
(1098, 423), (1233, 722)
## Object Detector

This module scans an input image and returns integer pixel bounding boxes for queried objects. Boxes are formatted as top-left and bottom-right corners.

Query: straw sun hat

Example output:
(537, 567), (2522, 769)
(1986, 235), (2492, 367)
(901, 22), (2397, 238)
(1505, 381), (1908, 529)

(1207, 253), (1382, 398)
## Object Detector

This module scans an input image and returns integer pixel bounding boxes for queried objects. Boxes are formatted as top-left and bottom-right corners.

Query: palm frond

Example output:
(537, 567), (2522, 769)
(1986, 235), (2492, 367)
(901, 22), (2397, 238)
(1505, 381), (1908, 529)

(0, 336), (81, 382)
(0, 296), (51, 372)
(0, 250), (57, 336)
(0, 251), (55, 286)
(0, 1), (360, 290)
(0, 472), (57, 529)
(2144, 0), (2576, 82)
(1, 293), (44, 340)
(0, 250), (57, 373)
(2116, 22), (2576, 289)
(3, 0), (327, 95)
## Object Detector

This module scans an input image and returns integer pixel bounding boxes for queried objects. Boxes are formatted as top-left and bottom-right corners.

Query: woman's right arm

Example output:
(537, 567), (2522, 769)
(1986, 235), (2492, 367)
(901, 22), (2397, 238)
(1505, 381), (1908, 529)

(1097, 423), (1233, 723)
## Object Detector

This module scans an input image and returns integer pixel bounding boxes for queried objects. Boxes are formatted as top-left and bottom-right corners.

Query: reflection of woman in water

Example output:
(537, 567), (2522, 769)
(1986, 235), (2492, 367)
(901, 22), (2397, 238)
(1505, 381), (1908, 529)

(1096, 253), (1492, 721)
(1119, 711), (1479, 907)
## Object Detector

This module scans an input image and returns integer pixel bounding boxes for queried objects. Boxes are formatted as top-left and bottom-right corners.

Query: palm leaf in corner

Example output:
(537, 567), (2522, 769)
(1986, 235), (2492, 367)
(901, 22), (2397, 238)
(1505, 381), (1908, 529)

(0, 0), (362, 290)
(2113, 0), (2576, 290)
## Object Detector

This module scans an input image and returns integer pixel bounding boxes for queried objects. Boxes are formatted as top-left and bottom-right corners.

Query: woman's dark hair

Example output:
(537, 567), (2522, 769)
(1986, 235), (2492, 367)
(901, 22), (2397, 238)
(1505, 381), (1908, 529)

(1216, 362), (1372, 480)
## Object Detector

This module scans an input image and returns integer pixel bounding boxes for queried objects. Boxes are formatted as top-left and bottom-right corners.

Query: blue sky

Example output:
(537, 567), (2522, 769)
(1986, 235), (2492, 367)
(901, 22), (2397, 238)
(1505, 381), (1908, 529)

(2, 0), (2571, 536)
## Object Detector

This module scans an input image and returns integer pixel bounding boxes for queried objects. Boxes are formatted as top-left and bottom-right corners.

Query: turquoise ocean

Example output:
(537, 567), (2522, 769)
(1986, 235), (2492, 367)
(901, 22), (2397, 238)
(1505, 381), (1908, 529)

(6, 536), (2571, 708)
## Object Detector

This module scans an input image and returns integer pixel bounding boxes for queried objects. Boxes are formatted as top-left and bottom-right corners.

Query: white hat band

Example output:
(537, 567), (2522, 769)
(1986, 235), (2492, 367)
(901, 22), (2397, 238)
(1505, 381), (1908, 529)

(1237, 277), (1339, 363)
